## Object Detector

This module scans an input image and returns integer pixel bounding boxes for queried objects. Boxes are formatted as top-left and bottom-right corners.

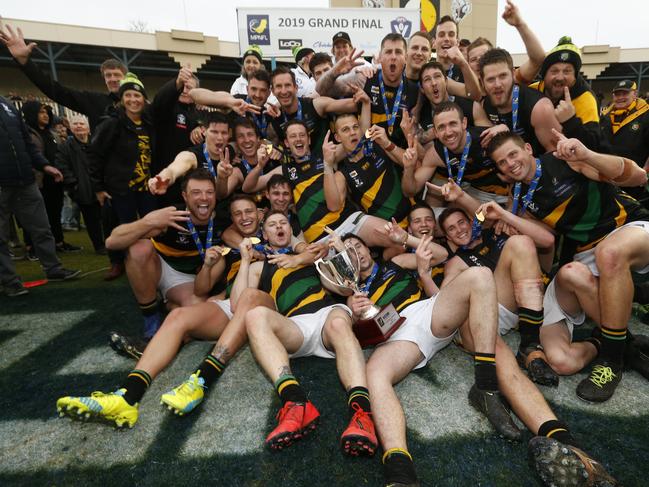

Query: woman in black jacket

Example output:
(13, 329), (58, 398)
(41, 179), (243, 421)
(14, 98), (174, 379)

(88, 73), (158, 224)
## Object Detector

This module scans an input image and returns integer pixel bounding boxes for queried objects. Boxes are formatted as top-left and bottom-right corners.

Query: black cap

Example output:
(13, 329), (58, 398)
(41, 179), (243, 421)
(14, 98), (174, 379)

(612, 80), (637, 92)
(332, 31), (351, 45)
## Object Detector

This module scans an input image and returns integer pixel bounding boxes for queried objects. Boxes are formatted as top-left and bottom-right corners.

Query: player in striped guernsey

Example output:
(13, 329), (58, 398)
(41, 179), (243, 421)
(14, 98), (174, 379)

(340, 234), (516, 485)
(488, 130), (649, 402)
(404, 101), (510, 208)
(325, 112), (413, 228)
(243, 120), (400, 249)
(239, 211), (377, 456)
(343, 234), (618, 487)
(55, 178), (277, 427)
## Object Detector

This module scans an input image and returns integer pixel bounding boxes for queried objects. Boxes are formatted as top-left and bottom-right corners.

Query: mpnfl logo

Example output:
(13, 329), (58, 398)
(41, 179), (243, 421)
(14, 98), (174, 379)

(279, 39), (302, 50)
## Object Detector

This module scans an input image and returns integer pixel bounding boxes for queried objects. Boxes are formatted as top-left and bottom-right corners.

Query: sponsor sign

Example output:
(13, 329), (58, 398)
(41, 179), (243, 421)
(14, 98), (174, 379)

(237, 7), (419, 58)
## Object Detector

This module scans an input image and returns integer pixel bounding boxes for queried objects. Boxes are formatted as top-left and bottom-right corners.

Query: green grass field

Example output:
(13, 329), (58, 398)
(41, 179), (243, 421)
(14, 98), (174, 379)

(1, 230), (648, 486)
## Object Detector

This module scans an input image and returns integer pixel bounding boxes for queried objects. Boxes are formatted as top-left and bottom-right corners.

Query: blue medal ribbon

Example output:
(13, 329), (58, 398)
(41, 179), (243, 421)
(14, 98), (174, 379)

(186, 217), (213, 261)
(246, 96), (268, 138)
(240, 158), (253, 175)
(511, 84), (520, 133)
(264, 246), (293, 256)
(346, 137), (374, 159)
(447, 64), (455, 79)
(378, 70), (405, 136)
(511, 158), (542, 216)
(202, 143), (216, 176)
(460, 217), (483, 250)
(283, 99), (303, 125)
(360, 263), (380, 294)
(443, 130), (472, 185)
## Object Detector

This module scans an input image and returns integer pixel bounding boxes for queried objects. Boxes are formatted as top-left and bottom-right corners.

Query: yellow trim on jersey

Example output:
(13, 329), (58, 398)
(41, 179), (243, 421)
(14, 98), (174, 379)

(369, 274), (395, 303)
(541, 194), (573, 229)
(151, 239), (199, 258)
(397, 292), (423, 312)
(304, 211), (346, 243)
(360, 170), (386, 212)
(614, 199), (627, 228)
(294, 173), (320, 201)
(286, 288), (327, 316)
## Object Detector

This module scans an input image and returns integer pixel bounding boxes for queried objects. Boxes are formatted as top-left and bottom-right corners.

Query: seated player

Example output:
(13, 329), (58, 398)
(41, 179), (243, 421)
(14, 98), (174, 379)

(237, 211), (379, 456)
(487, 129), (649, 402)
(438, 205), (558, 386)
(55, 187), (280, 428)
(105, 169), (216, 355)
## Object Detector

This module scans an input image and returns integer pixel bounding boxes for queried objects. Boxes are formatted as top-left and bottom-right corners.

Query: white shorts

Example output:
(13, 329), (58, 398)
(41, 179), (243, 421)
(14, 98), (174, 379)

(498, 303), (518, 335)
(464, 185), (509, 205)
(289, 304), (352, 359)
(207, 298), (233, 320)
(159, 257), (195, 299)
(315, 211), (368, 244)
(574, 220), (649, 276)
(542, 278), (585, 336)
(382, 295), (455, 370)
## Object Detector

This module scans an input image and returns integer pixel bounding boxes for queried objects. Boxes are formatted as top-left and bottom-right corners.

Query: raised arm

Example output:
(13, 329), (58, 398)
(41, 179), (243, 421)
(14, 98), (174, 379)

(148, 151), (198, 194)
(322, 132), (348, 212)
(552, 129), (649, 187)
(445, 46), (482, 102)
(315, 48), (367, 97)
(241, 148), (282, 193)
(502, 0), (545, 84)
(230, 239), (263, 310)
(105, 207), (190, 250)
(194, 246), (226, 298)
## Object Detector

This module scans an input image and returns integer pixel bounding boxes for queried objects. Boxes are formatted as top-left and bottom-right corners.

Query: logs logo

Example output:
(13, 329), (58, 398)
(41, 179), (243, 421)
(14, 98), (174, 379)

(247, 15), (270, 45)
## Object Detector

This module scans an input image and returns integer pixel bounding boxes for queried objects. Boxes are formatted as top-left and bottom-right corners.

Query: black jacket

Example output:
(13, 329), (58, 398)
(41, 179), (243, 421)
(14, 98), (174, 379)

(0, 96), (49, 187)
(87, 107), (156, 196)
(56, 135), (96, 205)
(17, 58), (119, 131)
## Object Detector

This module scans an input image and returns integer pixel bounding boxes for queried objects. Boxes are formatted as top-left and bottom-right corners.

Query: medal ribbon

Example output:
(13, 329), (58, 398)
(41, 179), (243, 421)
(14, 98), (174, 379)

(186, 217), (213, 261)
(443, 130), (472, 185)
(360, 263), (380, 294)
(378, 70), (405, 136)
(202, 143), (216, 176)
(511, 158), (542, 216)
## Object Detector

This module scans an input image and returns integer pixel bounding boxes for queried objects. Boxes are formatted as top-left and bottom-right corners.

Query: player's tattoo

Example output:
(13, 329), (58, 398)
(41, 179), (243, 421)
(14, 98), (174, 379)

(212, 344), (231, 361)
(277, 365), (292, 377)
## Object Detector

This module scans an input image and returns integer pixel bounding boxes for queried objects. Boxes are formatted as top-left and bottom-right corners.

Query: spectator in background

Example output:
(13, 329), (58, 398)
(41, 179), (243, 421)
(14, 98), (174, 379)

(0, 95), (80, 296)
(230, 45), (265, 97)
(56, 115), (106, 254)
(459, 38), (471, 60)
(21, 101), (81, 254)
(291, 45), (316, 97)
(88, 73), (158, 226)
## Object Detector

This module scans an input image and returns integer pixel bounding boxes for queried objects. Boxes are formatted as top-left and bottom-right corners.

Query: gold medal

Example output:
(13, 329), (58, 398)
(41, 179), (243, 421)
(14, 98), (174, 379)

(266, 144), (273, 155)
(365, 129), (371, 139)
(250, 237), (261, 244)
(220, 247), (231, 256)
(475, 211), (485, 223)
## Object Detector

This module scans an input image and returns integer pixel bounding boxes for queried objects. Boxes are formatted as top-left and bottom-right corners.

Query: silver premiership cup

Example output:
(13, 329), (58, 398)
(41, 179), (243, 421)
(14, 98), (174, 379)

(315, 245), (403, 347)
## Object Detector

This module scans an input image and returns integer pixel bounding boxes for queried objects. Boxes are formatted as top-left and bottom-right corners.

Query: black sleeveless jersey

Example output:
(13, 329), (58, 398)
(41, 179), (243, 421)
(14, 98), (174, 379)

(515, 153), (649, 252)
(363, 72), (420, 149)
(282, 155), (354, 243)
(338, 147), (413, 226)
(452, 229), (508, 271)
(482, 84), (545, 155)
(270, 97), (329, 157)
(432, 126), (509, 196)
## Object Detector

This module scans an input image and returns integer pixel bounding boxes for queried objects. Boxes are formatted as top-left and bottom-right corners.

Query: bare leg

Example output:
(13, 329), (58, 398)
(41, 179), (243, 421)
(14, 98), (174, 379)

(595, 227), (649, 331)
(366, 341), (423, 451)
(166, 282), (204, 308)
(125, 239), (160, 304)
(321, 308), (366, 389)
(135, 302), (230, 378)
(541, 324), (596, 375)
(209, 289), (276, 363)
(245, 306), (305, 382)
